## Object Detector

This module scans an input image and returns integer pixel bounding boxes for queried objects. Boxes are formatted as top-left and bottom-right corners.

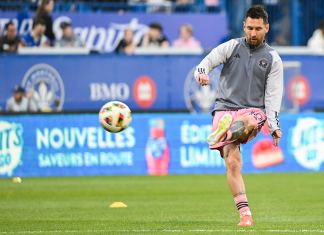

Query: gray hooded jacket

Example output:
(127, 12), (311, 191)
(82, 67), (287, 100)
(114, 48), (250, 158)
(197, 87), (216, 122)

(194, 38), (283, 133)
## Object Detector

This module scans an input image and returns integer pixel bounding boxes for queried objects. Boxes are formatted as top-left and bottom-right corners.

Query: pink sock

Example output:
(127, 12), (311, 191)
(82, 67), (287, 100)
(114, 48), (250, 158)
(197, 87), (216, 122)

(234, 194), (252, 216)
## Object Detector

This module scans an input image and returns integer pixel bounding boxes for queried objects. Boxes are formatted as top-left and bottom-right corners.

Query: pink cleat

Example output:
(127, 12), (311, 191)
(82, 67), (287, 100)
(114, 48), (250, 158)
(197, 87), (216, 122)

(238, 215), (254, 227)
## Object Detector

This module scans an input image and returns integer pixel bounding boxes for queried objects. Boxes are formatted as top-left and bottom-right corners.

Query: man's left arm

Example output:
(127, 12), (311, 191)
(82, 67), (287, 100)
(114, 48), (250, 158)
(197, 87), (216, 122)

(265, 51), (284, 146)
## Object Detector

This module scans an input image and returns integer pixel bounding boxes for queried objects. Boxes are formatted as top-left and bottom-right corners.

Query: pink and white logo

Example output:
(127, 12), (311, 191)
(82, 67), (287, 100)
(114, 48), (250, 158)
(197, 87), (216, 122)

(288, 75), (310, 106)
(133, 76), (156, 109)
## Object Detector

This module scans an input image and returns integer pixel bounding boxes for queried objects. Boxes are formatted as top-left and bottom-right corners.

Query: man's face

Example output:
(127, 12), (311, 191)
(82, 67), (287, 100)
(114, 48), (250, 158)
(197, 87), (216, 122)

(124, 29), (133, 42)
(180, 26), (191, 40)
(244, 17), (269, 46)
(63, 26), (73, 40)
(6, 24), (17, 39)
(148, 28), (161, 40)
(34, 24), (46, 36)
(14, 92), (23, 102)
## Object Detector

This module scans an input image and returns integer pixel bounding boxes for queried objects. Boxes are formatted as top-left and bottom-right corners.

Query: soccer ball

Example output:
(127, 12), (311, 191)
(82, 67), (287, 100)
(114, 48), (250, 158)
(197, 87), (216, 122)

(99, 101), (132, 133)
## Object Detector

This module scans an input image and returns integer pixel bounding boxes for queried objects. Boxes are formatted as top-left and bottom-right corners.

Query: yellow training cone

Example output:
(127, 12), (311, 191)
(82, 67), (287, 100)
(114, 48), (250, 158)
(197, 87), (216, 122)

(12, 177), (22, 183)
(109, 202), (127, 208)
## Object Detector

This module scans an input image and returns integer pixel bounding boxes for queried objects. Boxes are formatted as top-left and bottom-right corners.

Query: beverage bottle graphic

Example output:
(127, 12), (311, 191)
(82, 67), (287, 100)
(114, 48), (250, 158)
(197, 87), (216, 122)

(145, 119), (170, 176)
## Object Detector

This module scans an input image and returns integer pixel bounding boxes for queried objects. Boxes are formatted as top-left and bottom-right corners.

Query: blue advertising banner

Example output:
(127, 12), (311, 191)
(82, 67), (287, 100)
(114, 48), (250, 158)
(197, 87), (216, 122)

(0, 55), (200, 112)
(281, 55), (324, 111)
(0, 12), (228, 51)
(0, 113), (323, 177)
(0, 55), (324, 112)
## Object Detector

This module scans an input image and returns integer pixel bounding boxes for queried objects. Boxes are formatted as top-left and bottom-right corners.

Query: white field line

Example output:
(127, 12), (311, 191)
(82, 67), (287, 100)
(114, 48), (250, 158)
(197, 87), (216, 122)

(1, 229), (324, 234)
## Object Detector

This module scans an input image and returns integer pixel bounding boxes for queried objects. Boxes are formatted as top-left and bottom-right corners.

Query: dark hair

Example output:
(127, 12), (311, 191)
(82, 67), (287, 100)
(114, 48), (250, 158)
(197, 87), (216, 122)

(60, 21), (71, 30)
(5, 21), (15, 30)
(320, 20), (324, 30)
(32, 18), (46, 29)
(13, 85), (25, 94)
(245, 5), (269, 24)
(36, 0), (53, 17)
(149, 23), (163, 32)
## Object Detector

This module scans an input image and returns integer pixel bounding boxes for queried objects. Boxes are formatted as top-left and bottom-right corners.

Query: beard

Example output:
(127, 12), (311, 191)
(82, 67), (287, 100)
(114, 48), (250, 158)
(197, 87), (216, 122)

(247, 36), (263, 47)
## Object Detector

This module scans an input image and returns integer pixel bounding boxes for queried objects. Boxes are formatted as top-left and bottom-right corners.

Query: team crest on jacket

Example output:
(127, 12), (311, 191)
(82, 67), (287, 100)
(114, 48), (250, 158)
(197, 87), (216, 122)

(258, 59), (269, 69)
(22, 64), (65, 111)
(184, 67), (220, 113)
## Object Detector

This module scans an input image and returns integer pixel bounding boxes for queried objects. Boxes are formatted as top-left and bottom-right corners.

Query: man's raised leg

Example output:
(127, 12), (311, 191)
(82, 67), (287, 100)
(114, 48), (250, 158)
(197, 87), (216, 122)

(208, 114), (258, 147)
(228, 115), (258, 143)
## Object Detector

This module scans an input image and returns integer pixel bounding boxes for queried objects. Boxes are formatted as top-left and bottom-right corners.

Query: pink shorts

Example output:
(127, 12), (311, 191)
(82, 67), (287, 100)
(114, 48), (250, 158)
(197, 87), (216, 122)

(210, 108), (267, 151)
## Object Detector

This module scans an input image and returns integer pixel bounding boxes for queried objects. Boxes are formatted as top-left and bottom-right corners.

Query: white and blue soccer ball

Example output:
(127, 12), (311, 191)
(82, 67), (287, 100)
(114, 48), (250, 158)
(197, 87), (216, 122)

(99, 101), (132, 133)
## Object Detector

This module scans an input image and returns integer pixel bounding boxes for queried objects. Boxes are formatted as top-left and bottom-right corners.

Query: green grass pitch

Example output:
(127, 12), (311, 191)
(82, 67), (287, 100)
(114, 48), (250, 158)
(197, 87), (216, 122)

(1, 173), (324, 234)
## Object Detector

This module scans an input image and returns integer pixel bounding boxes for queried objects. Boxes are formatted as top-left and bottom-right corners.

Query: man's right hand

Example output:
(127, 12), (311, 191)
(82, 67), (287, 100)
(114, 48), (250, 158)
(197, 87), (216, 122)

(272, 129), (282, 147)
(197, 74), (209, 86)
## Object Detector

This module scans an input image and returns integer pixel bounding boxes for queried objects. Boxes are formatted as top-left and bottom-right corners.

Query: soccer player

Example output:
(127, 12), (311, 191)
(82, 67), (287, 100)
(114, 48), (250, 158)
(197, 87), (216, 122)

(194, 5), (283, 226)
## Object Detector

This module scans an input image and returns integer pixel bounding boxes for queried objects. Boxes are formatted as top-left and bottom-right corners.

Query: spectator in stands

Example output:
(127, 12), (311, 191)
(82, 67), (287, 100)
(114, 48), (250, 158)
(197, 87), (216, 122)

(6, 85), (38, 112)
(146, 0), (172, 13)
(204, 0), (221, 12)
(204, 0), (220, 12)
(226, 0), (251, 39)
(21, 18), (48, 47)
(174, 0), (193, 12)
(34, 0), (55, 46)
(307, 20), (324, 54)
(172, 24), (201, 49)
(115, 28), (137, 55)
(55, 22), (85, 48)
(140, 23), (169, 48)
(0, 21), (22, 53)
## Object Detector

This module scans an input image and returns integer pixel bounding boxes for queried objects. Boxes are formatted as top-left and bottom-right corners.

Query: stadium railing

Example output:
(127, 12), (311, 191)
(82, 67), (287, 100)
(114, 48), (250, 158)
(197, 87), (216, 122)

(273, 46), (324, 56)
(0, 1), (222, 13)
(15, 46), (323, 56)
(18, 47), (91, 55)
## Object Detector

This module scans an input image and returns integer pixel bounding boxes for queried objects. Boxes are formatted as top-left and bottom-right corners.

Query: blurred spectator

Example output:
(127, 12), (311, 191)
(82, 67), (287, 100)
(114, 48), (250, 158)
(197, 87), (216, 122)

(128, 0), (147, 12)
(172, 24), (201, 49)
(21, 18), (48, 47)
(146, 0), (172, 13)
(34, 0), (55, 46)
(6, 85), (38, 112)
(270, 0), (291, 46)
(55, 22), (85, 48)
(0, 21), (22, 53)
(225, 0), (251, 39)
(174, 0), (193, 12)
(204, 0), (220, 12)
(115, 28), (137, 55)
(140, 23), (169, 48)
(307, 20), (324, 54)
